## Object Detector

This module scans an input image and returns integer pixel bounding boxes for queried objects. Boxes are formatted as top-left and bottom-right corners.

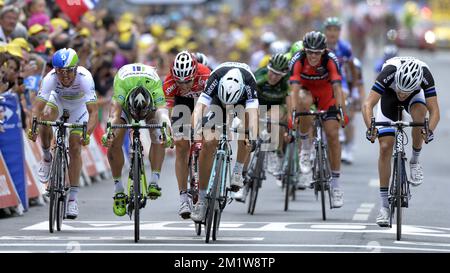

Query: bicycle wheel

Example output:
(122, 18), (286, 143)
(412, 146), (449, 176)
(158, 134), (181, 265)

(48, 151), (60, 233)
(56, 153), (66, 231)
(133, 148), (141, 243)
(248, 152), (264, 215)
(284, 143), (293, 211)
(212, 207), (222, 241)
(396, 155), (403, 241)
(205, 154), (222, 243)
(195, 222), (202, 236)
(317, 143), (326, 221)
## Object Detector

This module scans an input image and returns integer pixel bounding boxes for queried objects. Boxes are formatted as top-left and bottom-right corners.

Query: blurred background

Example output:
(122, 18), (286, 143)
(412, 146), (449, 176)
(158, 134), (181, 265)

(1, 0), (449, 129)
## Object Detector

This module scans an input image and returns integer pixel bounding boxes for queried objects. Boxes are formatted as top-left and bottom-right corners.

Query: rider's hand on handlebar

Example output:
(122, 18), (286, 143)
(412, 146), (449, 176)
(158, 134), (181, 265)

(366, 127), (378, 143)
(101, 130), (115, 148)
(81, 134), (90, 146)
(27, 128), (38, 142)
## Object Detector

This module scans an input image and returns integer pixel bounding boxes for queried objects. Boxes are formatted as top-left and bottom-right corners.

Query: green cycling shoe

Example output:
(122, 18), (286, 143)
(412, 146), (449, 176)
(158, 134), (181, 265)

(147, 183), (161, 200)
(113, 192), (127, 216)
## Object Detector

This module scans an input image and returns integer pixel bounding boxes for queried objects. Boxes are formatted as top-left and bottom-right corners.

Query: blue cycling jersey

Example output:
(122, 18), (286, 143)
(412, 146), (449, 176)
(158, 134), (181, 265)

(329, 39), (353, 91)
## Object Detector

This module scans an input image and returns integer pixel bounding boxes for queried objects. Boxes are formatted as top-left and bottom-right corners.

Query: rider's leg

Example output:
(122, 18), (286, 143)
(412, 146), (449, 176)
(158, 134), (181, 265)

(198, 138), (218, 200)
(298, 90), (314, 173)
(409, 103), (427, 162)
(323, 119), (341, 188)
(37, 105), (58, 182)
(378, 136), (395, 209)
(107, 120), (127, 193)
(175, 139), (190, 192)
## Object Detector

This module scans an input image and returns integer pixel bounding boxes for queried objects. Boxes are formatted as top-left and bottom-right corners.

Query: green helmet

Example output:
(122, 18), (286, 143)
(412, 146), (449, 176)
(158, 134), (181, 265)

(268, 53), (289, 74)
(289, 40), (303, 56)
(323, 17), (342, 29)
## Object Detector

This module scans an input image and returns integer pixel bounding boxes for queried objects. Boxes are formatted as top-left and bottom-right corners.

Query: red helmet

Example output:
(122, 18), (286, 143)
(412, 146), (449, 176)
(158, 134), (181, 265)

(171, 51), (198, 82)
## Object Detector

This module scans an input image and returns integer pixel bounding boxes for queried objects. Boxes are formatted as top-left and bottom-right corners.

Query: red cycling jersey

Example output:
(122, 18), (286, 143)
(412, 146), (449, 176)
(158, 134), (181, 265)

(163, 63), (211, 108)
(289, 50), (342, 110)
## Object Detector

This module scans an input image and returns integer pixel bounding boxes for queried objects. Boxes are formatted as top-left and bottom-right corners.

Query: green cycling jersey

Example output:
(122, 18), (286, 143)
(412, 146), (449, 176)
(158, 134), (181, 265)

(113, 63), (166, 113)
(254, 67), (290, 106)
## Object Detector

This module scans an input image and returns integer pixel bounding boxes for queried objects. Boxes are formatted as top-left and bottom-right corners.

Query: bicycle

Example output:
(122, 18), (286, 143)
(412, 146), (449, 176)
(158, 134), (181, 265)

(296, 109), (340, 221)
(369, 105), (429, 240)
(199, 121), (242, 243)
(31, 110), (87, 233)
(106, 121), (169, 243)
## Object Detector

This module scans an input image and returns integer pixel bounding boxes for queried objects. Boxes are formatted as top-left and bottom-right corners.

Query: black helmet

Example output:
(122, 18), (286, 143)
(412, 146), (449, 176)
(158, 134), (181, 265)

(127, 86), (153, 121)
(303, 31), (327, 51)
(268, 53), (289, 73)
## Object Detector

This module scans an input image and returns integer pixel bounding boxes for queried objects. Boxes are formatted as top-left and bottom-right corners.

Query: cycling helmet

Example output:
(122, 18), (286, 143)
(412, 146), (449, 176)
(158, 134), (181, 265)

(323, 17), (342, 29)
(269, 40), (290, 54)
(126, 86), (153, 121)
(395, 59), (423, 93)
(171, 51), (198, 82)
(383, 44), (398, 60)
(194, 52), (209, 67)
(303, 31), (327, 51)
(52, 48), (79, 68)
(268, 53), (289, 74)
(289, 40), (304, 56)
(218, 68), (244, 104)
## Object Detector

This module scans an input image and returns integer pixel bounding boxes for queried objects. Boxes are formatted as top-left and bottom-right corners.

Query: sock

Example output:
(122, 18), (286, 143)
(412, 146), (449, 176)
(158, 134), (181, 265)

(331, 171), (340, 189)
(410, 147), (421, 164)
(42, 148), (52, 162)
(380, 187), (389, 208)
(69, 186), (79, 202)
(300, 132), (311, 151)
(151, 171), (160, 184)
(179, 190), (189, 202)
(233, 162), (244, 175)
(114, 177), (124, 193)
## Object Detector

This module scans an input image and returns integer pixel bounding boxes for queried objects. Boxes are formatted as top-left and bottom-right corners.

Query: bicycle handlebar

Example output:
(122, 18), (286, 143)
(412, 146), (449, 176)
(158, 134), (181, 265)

(108, 122), (165, 130)
(369, 117), (430, 144)
(295, 109), (340, 117)
(32, 117), (87, 140)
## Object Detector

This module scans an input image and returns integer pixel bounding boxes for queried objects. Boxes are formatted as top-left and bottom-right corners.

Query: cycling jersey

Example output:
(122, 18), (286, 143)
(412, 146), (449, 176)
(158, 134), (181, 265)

(372, 57), (436, 98)
(37, 66), (96, 104)
(198, 62), (259, 110)
(289, 50), (342, 111)
(254, 67), (289, 106)
(113, 63), (166, 112)
(329, 39), (353, 92)
(163, 63), (211, 108)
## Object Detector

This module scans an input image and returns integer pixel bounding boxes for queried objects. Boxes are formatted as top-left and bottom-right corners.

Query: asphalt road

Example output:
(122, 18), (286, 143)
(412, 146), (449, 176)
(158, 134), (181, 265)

(1, 49), (450, 254)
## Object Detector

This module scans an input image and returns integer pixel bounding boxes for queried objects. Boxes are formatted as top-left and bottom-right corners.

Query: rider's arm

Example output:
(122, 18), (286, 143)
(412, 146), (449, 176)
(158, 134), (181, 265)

(288, 54), (302, 113)
(29, 74), (53, 129)
(362, 90), (381, 128)
(425, 97), (440, 132)
(421, 66), (439, 131)
(328, 56), (346, 116)
(191, 100), (207, 141)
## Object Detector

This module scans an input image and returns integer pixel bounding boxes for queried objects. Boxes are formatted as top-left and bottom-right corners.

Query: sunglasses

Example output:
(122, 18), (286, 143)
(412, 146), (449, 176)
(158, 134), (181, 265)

(305, 49), (324, 56)
(55, 67), (77, 75)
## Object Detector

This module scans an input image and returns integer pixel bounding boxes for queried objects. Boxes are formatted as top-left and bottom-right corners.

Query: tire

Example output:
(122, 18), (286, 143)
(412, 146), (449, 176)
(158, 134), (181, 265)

(133, 147), (141, 243)
(212, 208), (222, 241)
(205, 154), (223, 243)
(284, 143), (293, 211)
(56, 153), (66, 231)
(317, 143), (326, 221)
(48, 150), (60, 233)
(195, 222), (201, 236)
(248, 151), (264, 215)
(396, 155), (402, 241)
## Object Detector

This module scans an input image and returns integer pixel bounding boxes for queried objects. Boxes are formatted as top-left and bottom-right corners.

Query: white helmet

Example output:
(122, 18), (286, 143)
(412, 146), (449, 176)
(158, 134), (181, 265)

(395, 59), (423, 93)
(171, 51), (198, 82)
(218, 68), (244, 104)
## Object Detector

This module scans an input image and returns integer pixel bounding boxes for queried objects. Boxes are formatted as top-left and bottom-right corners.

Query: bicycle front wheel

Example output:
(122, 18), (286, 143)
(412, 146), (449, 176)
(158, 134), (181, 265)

(284, 144), (293, 211)
(317, 144), (326, 221)
(205, 154), (223, 243)
(133, 149), (141, 243)
(56, 154), (66, 231)
(396, 156), (403, 241)
(48, 150), (61, 233)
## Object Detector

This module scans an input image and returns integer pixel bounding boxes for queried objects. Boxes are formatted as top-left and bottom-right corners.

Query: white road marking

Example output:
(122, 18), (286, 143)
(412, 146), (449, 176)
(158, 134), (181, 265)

(394, 240), (450, 248)
(352, 203), (375, 221)
(1, 243), (450, 252)
(0, 236), (264, 241)
(19, 221), (450, 239)
(352, 214), (369, 221)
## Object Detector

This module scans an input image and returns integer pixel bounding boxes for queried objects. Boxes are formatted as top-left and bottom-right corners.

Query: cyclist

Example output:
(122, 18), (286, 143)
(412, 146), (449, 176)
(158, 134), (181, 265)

(190, 62), (259, 222)
(323, 17), (358, 164)
(342, 57), (365, 164)
(102, 63), (173, 217)
(374, 44), (398, 73)
(28, 48), (98, 219)
(162, 51), (211, 219)
(363, 57), (439, 227)
(289, 31), (346, 208)
(234, 53), (291, 201)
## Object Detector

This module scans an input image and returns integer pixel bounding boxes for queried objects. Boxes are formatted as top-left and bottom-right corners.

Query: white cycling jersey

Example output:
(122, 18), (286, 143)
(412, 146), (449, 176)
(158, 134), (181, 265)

(37, 66), (97, 104)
